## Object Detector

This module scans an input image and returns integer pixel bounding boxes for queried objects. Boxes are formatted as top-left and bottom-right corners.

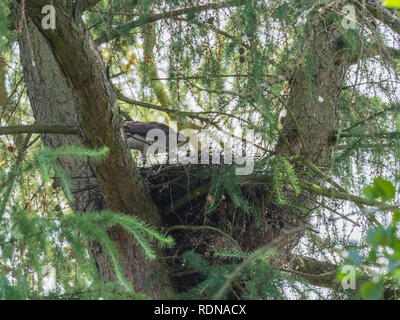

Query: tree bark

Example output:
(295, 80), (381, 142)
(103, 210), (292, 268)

(264, 14), (353, 252)
(17, 1), (174, 298)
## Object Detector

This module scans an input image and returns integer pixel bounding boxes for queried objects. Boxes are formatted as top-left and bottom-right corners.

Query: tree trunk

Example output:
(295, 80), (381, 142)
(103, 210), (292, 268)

(266, 17), (352, 252)
(17, 1), (174, 298)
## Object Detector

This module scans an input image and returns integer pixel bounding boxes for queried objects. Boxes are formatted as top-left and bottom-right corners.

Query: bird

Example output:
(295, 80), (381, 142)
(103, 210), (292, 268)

(124, 121), (186, 159)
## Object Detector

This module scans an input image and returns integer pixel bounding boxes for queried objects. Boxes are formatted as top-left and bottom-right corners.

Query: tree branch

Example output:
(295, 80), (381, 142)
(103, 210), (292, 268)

(117, 92), (248, 125)
(342, 103), (400, 133)
(94, 0), (247, 45)
(276, 253), (339, 290)
(336, 143), (394, 150)
(237, 174), (398, 213)
(278, 253), (399, 298)
(0, 124), (79, 136)
(338, 131), (400, 139)
(298, 179), (399, 212)
(166, 224), (241, 250)
(213, 225), (311, 299)
(117, 93), (208, 126)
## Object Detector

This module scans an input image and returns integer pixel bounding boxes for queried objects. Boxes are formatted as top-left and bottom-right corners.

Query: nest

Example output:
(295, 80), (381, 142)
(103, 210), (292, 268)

(139, 162), (306, 287)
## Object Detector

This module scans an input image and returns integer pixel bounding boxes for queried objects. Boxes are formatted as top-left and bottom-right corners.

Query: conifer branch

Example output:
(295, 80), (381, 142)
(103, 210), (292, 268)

(238, 174), (397, 216)
(341, 103), (400, 133)
(336, 143), (394, 150)
(150, 74), (250, 81)
(0, 134), (32, 216)
(213, 225), (311, 300)
(172, 17), (248, 49)
(117, 93), (250, 126)
(0, 124), (79, 136)
(338, 131), (400, 139)
(166, 225), (241, 250)
(278, 253), (400, 297)
(297, 179), (399, 212)
(94, 0), (248, 44)
(116, 93), (208, 126)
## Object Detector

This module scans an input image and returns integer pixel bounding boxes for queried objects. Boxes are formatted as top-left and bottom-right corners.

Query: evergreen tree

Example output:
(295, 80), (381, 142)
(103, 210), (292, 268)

(1, 0), (400, 299)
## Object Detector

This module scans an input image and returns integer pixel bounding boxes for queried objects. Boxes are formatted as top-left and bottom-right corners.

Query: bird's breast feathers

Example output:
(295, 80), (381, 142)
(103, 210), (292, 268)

(126, 134), (149, 150)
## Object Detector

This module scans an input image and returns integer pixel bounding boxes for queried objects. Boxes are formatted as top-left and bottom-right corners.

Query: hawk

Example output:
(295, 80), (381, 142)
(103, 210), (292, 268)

(124, 121), (186, 158)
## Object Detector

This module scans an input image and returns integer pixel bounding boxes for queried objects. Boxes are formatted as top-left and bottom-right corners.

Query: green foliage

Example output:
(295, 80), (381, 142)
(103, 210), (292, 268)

(337, 29), (362, 56)
(61, 211), (173, 291)
(269, 156), (300, 205)
(360, 281), (385, 300)
(176, 250), (291, 300)
(32, 146), (109, 201)
(383, 0), (400, 8)
(0, 1), (9, 52)
(205, 166), (250, 214)
(363, 177), (396, 202)
(339, 178), (400, 300)
(0, 145), (172, 299)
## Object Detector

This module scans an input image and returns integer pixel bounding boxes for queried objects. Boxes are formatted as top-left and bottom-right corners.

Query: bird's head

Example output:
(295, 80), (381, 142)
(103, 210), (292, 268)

(124, 121), (187, 158)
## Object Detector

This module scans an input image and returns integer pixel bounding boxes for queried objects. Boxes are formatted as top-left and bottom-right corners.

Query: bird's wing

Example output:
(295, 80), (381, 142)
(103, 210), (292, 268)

(124, 121), (186, 139)
(124, 122), (154, 136)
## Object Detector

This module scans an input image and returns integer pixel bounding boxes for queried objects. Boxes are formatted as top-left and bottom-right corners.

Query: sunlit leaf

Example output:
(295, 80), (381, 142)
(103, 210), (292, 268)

(383, 0), (400, 8)
(363, 177), (395, 202)
(373, 177), (396, 201)
(360, 281), (384, 300)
